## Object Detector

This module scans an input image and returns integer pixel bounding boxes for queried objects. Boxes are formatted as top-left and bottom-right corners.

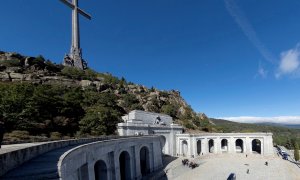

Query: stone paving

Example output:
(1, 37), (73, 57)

(165, 153), (300, 180)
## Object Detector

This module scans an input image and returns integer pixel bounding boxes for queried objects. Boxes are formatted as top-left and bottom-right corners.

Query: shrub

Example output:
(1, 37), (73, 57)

(45, 60), (62, 72)
(121, 94), (140, 111)
(84, 68), (99, 80)
(161, 104), (178, 118)
(0, 59), (21, 67)
(50, 132), (62, 140)
(61, 66), (85, 79)
(184, 121), (195, 130)
(8, 130), (30, 141)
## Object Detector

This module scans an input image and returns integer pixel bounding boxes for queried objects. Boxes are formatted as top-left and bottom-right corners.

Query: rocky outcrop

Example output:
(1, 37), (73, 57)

(0, 51), (209, 131)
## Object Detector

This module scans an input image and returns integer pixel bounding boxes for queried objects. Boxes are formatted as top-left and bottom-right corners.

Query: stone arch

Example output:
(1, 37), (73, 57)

(94, 160), (107, 180)
(182, 140), (188, 156)
(252, 139), (261, 154)
(208, 139), (214, 153)
(197, 140), (202, 155)
(221, 139), (228, 152)
(235, 139), (244, 153)
(119, 151), (131, 180)
(140, 146), (150, 176)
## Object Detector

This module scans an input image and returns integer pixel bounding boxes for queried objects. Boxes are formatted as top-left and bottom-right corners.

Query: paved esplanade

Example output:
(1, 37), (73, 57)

(164, 152), (300, 180)
(60, 0), (91, 69)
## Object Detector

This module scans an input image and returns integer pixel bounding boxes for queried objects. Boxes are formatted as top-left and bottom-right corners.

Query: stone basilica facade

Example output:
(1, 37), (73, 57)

(118, 110), (274, 157)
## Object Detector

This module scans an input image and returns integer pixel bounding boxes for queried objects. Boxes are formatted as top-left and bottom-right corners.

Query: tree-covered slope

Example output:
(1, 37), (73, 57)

(0, 51), (211, 142)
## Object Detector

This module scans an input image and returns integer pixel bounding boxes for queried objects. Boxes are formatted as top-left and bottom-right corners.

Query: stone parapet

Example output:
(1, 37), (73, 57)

(0, 137), (118, 176)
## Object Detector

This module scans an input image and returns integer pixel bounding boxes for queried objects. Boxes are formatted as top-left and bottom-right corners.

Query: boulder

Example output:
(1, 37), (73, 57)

(80, 80), (92, 87)
(0, 72), (10, 81)
(9, 73), (24, 80)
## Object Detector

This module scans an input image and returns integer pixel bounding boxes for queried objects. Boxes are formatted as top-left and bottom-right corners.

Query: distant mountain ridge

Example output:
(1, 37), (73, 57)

(255, 122), (300, 129)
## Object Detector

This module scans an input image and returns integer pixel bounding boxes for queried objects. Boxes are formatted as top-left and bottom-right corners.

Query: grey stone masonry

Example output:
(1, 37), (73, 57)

(118, 110), (183, 156)
(121, 110), (173, 125)
(118, 110), (275, 158)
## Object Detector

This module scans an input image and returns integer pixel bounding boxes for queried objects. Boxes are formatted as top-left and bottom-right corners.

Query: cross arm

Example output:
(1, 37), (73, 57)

(59, 0), (75, 9)
(78, 8), (92, 20)
(59, 0), (92, 20)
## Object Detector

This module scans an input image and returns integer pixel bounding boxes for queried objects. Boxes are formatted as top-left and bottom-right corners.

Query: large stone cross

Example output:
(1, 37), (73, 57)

(60, 0), (91, 70)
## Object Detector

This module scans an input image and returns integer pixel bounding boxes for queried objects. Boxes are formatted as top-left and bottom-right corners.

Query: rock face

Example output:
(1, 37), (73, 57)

(0, 51), (209, 130)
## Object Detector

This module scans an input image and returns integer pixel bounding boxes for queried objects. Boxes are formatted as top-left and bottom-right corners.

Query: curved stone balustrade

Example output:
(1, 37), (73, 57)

(58, 136), (163, 180)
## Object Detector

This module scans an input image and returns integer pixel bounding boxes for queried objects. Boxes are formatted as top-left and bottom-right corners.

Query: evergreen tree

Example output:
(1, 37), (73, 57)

(294, 142), (299, 161)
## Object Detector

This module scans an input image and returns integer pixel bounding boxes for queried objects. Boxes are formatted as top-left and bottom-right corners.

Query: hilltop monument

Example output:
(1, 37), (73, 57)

(60, 0), (91, 70)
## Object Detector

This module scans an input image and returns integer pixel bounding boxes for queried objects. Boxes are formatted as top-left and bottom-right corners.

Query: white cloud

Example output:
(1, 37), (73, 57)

(219, 116), (300, 125)
(276, 44), (300, 78)
(224, 0), (276, 63)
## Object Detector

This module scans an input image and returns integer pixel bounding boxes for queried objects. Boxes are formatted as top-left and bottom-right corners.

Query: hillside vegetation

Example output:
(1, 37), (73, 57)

(1, 51), (298, 148)
(0, 51), (210, 142)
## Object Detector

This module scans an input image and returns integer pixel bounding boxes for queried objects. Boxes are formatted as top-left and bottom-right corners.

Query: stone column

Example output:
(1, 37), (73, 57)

(215, 138), (220, 154)
(203, 138), (208, 154)
(248, 138), (253, 154)
(130, 147), (137, 180)
(245, 137), (250, 154)
(87, 151), (95, 180)
(189, 136), (194, 158)
(87, 162), (95, 180)
(107, 152), (116, 180)
(152, 141), (163, 171)
(134, 146), (142, 180)
(243, 138), (246, 154)
(114, 152), (120, 180)
(229, 137), (235, 153)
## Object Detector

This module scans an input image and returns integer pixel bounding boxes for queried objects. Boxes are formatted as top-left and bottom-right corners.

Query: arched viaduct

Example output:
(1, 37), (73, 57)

(1, 136), (163, 180)
(58, 136), (163, 180)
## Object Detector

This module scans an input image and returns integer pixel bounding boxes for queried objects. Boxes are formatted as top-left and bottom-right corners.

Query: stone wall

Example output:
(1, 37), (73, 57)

(0, 137), (118, 176)
(122, 110), (173, 125)
(58, 136), (163, 180)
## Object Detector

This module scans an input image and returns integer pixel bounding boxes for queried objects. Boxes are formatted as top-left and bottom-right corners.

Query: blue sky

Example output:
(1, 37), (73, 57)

(1, 0), (300, 123)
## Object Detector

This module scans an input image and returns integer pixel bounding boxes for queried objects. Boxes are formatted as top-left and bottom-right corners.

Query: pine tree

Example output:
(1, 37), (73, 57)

(294, 142), (299, 161)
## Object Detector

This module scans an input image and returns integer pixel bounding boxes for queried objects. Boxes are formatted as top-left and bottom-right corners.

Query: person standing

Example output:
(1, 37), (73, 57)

(0, 121), (4, 149)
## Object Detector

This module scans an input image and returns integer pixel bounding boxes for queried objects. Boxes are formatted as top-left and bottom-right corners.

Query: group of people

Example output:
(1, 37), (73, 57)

(182, 159), (199, 169)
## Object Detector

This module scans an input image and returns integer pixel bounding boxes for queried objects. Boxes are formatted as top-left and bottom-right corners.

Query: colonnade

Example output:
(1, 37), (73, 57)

(176, 133), (274, 157)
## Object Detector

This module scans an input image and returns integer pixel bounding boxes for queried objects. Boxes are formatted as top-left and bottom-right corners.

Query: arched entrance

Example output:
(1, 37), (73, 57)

(235, 139), (244, 153)
(140, 146), (150, 176)
(182, 140), (188, 156)
(221, 139), (228, 152)
(94, 160), (107, 180)
(252, 139), (261, 154)
(197, 140), (201, 155)
(208, 139), (214, 153)
(119, 151), (131, 180)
